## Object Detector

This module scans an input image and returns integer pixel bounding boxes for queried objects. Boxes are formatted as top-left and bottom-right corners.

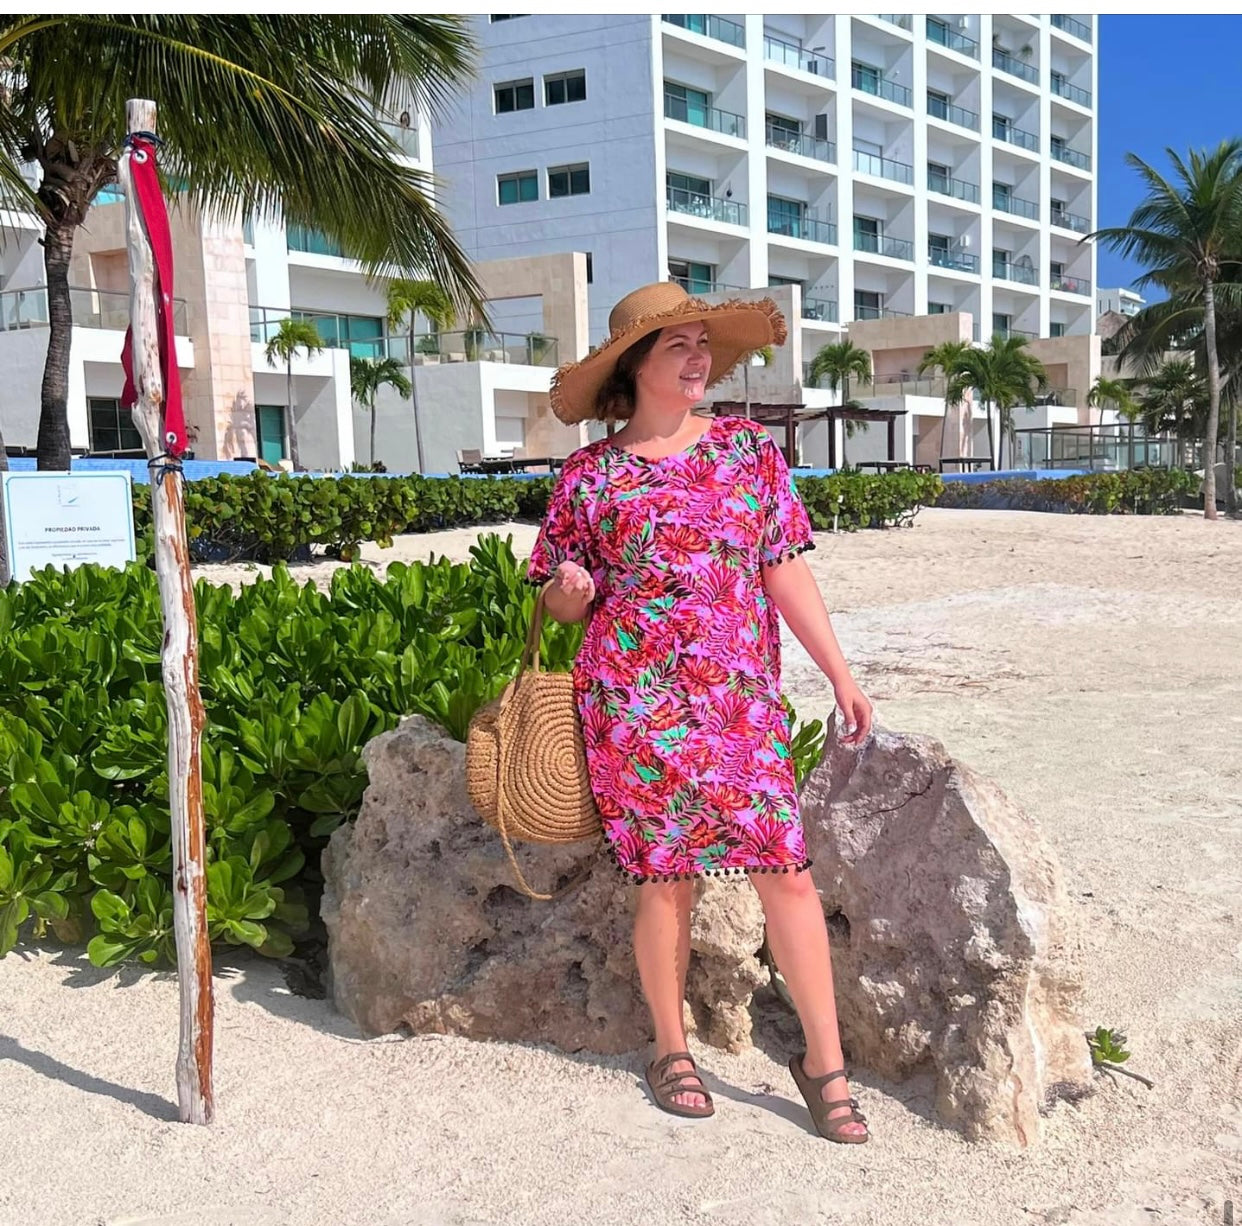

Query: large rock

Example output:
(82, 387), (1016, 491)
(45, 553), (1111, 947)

(320, 716), (766, 1054)
(799, 716), (1094, 1145)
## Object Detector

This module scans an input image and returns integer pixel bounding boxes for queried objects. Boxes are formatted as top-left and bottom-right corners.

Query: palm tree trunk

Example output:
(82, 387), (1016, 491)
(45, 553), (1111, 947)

(1202, 278), (1221, 519)
(408, 325), (426, 473)
(37, 220), (77, 471)
(0, 437), (9, 587)
(285, 360), (302, 471)
(985, 401), (996, 469)
(1225, 398), (1238, 517)
(370, 404), (377, 468)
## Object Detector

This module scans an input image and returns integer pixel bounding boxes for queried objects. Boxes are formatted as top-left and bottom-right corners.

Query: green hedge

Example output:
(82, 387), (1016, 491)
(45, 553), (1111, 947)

(933, 469), (1195, 515)
(0, 538), (828, 969)
(132, 469), (943, 565)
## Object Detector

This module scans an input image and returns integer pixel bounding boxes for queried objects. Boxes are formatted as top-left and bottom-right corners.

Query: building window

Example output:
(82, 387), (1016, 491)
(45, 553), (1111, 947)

(545, 70), (586, 106)
(927, 88), (950, 121)
(928, 233), (951, 260)
(494, 78), (535, 114)
(992, 113), (1012, 140)
(768, 194), (806, 238)
(88, 397), (143, 453)
(664, 80), (711, 126)
(993, 312), (1011, 335)
(490, 15), (526, 21)
(853, 214), (881, 252)
(665, 14), (707, 34)
(928, 302), (950, 314)
(498, 170), (538, 205)
(854, 290), (882, 320)
(993, 181), (1012, 208)
(669, 259), (715, 293)
(928, 160), (951, 193)
(1050, 321), (1066, 338)
(1050, 261), (1065, 278)
(769, 275), (805, 289)
(585, 253), (593, 283)
(548, 163), (590, 197)
(294, 310), (384, 359)
(993, 247), (1010, 277)
(255, 404), (287, 465)
(766, 112), (801, 138)
(287, 224), (345, 258)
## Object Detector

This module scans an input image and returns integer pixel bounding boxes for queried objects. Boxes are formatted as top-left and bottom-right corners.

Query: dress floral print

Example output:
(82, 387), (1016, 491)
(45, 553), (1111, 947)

(527, 415), (816, 883)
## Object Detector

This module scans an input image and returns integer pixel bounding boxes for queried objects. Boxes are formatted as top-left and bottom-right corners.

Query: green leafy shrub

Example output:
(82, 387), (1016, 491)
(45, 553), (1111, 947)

(933, 469), (1194, 515)
(131, 469), (941, 565)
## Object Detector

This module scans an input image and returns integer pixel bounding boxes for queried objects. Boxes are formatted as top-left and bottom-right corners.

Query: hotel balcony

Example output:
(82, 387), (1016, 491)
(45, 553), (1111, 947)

(662, 14), (745, 49)
(666, 185), (748, 226)
(855, 232), (914, 261)
(2, 285), (190, 334)
(992, 258), (1039, 287)
(1051, 76), (1092, 107)
(992, 48), (1039, 85)
(1051, 143), (1092, 171)
(927, 93), (978, 131)
(992, 118), (1039, 153)
(763, 31), (834, 78)
(766, 123), (836, 165)
(768, 214), (838, 246)
(926, 18), (979, 58)
(1050, 272), (1091, 296)
(1050, 206), (1090, 234)
(928, 248), (980, 274)
(993, 189), (1040, 221)
(927, 168), (980, 205)
(851, 66), (912, 108)
(663, 92), (746, 139)
(853, 148), (913, 186)
(1051, 14), (1092, 43)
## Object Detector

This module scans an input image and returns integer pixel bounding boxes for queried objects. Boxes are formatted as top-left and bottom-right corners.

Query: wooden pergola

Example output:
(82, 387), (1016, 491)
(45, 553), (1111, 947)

(709, 402), (909, 469)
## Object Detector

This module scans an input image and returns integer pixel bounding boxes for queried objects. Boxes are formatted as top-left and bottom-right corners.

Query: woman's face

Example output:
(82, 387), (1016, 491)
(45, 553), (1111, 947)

(635, 322), (712, 407)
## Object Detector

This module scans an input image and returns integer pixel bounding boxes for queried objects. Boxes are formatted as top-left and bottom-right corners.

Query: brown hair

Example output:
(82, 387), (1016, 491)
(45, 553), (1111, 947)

(592, 327), (663, 421)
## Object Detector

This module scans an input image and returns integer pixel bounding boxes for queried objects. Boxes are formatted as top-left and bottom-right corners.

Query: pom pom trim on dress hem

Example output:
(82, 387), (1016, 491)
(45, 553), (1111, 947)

(761, 539), (816, 566)
(608, 855), (815, 884)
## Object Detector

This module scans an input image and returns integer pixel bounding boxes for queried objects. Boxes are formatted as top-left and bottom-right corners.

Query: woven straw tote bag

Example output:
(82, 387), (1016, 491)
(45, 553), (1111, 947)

(465, 581), (603, 899)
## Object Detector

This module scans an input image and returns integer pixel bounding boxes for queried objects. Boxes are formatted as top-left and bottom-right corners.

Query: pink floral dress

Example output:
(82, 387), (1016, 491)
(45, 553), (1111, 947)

(527, 415), (816, 883)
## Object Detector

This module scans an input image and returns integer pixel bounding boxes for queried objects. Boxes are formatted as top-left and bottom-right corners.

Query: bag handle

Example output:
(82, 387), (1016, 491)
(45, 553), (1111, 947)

(494, 579), (601, 902)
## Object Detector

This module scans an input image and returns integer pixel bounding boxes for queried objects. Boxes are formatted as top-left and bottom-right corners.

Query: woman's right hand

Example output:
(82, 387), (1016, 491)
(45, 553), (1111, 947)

(552, 560), (595, 605)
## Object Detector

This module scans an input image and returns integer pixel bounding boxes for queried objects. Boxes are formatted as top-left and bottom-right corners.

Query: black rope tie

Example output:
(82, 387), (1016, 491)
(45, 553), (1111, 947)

(147, 452), (184, 488)
(124, 130), (164, 148)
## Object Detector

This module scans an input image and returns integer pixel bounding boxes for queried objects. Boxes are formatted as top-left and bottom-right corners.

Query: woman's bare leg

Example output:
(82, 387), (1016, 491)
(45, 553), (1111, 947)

(751, 870), (867, 1138)
(632, 879), (707, 1110)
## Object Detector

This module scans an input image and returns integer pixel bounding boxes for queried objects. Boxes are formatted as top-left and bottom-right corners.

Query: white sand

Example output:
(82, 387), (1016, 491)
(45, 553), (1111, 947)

(3, 508), (1241, 1226)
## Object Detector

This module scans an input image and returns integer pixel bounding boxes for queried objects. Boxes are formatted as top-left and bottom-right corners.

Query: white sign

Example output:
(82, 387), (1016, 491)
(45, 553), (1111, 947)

(2, 471), (136, 582)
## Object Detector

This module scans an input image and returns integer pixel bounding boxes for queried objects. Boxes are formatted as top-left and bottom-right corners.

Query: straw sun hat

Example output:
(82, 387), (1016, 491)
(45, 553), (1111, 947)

(549, 281), (787, 425)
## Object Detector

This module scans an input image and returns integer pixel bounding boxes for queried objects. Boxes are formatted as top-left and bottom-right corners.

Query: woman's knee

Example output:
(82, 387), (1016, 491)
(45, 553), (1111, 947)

(753, 867), (820, 908)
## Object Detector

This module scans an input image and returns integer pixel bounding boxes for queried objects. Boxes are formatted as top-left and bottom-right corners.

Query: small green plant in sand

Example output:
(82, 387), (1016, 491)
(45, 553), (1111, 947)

(1087, 1026), (1154, 1088)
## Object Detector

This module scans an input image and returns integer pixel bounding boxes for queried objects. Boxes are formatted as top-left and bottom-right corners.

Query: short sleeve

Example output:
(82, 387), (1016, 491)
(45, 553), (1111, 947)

(755, 429), (815, 566)
(527, 458), (596, 584)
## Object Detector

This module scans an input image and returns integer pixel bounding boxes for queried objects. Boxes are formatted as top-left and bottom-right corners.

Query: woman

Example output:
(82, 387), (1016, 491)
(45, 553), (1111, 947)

(527, 282), (873, 1144)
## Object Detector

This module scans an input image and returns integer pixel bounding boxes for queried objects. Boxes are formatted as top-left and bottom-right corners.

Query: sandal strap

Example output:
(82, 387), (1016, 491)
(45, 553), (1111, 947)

(655, 1071), (709, 1094)
(650, 1051), (696, 1078)
(795, 1057), (849, 1091)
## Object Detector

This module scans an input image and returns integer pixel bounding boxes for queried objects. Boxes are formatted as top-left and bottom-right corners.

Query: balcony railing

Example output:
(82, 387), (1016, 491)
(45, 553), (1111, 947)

(377, 118), (419, 158)
(928, 248), (980, 274)
(671, 277), (747, 295)
(992, 119), (1039, 152)
(992, 259), (1039, 286)
(878, 13), (913, 31)
(803, 297), (838, 322)
(1050, 273), (1091, 295)
(927, 169), (980, 204)
(853, 148), (913, 185)
(762, 32), (834, 76)
(663, 92), (746, 139)
(927, 94), (978, 130)
(766, 123), (836, 164)
(1051, 77), (1092, 107)
(993, 326), (1039, 340)
(849, 304), (913, 323)
(1051, 14), (1092, 42)
(926, 18), (979, 57)
(992, 48), (1039, 84)
(666, 185), (748, 226)
(768, 214), (838, 245)
(0, 285), (189, 334)
(851, 66), (912, 107)
(662, 14), (745, 48)
(993, 189), (1040, 220)
(1052, 144), (1091, 171)
(1050, 206), (1090, 233)
(854, 232), (914, 261)
(854, 372), (948, 397)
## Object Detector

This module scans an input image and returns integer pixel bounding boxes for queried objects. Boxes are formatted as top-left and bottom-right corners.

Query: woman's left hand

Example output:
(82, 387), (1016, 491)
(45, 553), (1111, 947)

(834, 682), (873, 747)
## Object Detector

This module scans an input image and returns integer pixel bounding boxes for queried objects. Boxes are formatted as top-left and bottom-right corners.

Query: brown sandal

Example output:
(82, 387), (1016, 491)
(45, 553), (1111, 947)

(789, 1053), (870, 1143)
(645, 1051), (715, 1119)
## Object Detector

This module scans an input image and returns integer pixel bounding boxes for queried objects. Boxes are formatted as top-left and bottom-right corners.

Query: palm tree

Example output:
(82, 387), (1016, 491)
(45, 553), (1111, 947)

(1138, 357), (1209, 469)
(944, 336), (1048, 470)
(385, 279), (456, 473)
(0, 15), (486, 471)
(807, 340), (872, 464)
(1086, 376), (1139, 427)
(917, 340), (973, 464)
(350, 354), (412, 468)
(264, 318), (324, 471)
(1089, 140), (1242, 518)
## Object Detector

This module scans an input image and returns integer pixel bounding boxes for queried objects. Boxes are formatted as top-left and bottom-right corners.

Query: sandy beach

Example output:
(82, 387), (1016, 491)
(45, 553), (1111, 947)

(3, 506), (1240, 1226)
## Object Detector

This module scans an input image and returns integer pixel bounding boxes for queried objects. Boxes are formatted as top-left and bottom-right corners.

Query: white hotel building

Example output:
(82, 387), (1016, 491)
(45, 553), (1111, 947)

(436, 12), (1097, 347)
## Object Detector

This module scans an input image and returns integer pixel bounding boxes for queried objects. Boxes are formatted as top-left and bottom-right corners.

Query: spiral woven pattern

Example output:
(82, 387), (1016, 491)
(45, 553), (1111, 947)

(465, 670), (601, 845)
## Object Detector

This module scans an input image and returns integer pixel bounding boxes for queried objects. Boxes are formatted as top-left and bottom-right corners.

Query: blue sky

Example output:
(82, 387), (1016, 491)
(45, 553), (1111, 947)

(1097, 15), (1242, 293)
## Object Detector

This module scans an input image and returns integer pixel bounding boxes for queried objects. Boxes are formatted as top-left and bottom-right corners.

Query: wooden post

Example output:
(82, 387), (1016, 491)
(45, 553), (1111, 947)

(119, 98), (214, 1125)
